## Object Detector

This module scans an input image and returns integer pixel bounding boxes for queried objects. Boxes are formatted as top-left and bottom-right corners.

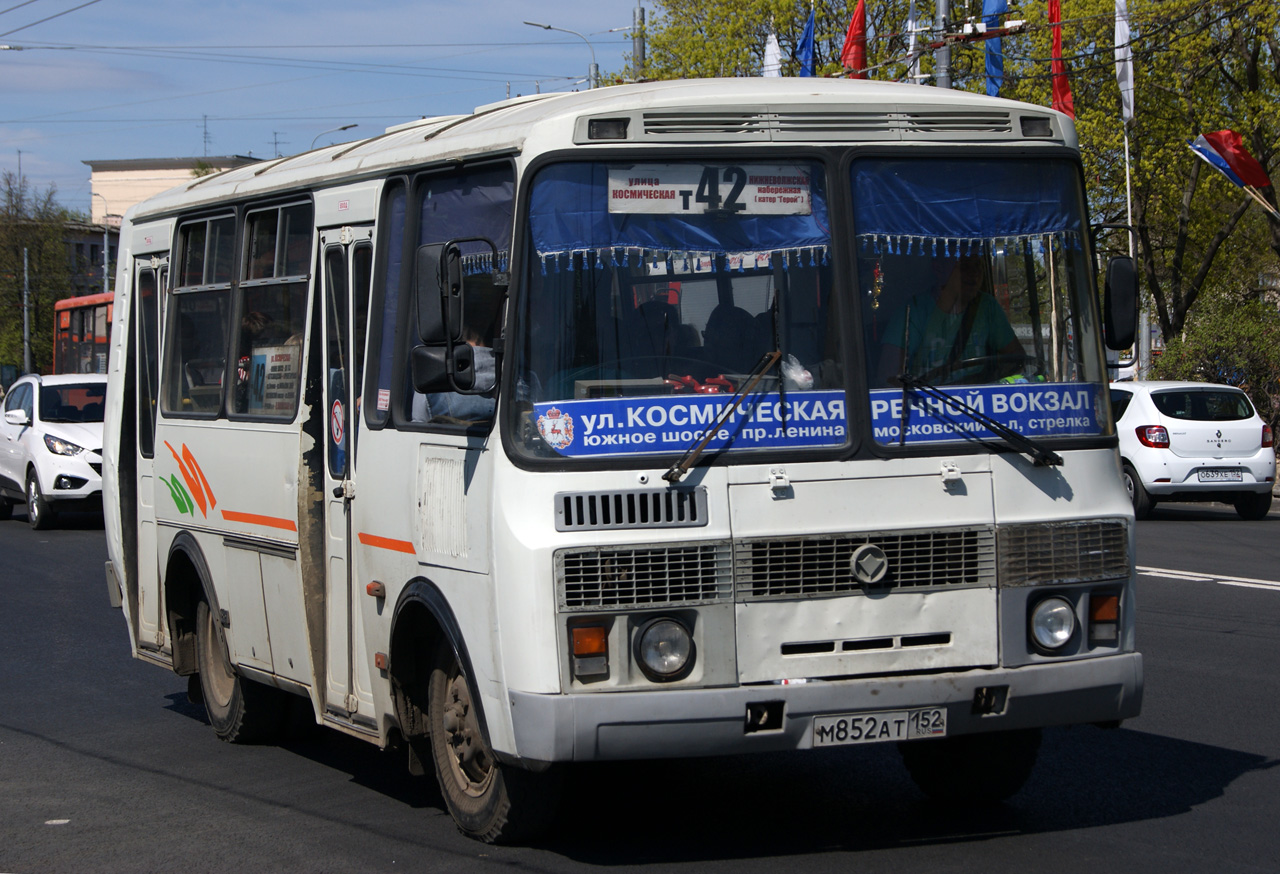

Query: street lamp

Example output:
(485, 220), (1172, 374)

(92, 193), (110, 296)
(524, 20), (598, 89)
(310, 123), (358, 150)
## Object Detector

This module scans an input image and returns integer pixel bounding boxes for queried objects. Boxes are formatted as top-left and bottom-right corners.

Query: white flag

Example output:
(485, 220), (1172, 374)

(763, 32), (781, 77)
(906, 0), (921, 83)
(1115, 0), (1134, 123)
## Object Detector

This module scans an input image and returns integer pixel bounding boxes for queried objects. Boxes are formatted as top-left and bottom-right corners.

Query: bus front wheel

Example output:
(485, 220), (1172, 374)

(898, 727), (1041, 805)
(426, 640), (560, 843)
(195, 599), (287, 743)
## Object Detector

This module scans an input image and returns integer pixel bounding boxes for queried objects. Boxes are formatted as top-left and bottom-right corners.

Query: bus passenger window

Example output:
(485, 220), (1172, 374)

(162, 291), (229, 416)
(233, 202), (312, 420)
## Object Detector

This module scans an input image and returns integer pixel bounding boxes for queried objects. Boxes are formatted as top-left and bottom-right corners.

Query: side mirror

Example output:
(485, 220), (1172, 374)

(411, 343), (478, 394)
(1104, 255), (1138, 351)
(4, 408), (30, 426)
(415, 244), (462, 345)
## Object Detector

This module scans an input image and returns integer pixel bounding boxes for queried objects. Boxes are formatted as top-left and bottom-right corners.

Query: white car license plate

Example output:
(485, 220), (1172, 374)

(813, 707), (947, 747)
(1198, 468), (1242, 482)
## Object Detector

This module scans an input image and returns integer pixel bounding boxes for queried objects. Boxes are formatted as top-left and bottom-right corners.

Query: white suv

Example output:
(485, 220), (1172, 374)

(1110, 381), (1275, 520)
(0, 374), (107, 529)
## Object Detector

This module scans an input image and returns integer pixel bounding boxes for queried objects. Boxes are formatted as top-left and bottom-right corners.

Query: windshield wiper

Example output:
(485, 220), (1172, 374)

(663, 350), (782, 483)
(898, 373), (1063, 467)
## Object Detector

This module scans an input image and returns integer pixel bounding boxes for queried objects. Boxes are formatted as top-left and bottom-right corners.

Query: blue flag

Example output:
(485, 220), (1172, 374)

(797, 10), (816, 77)
(983, 0), (1007, 97)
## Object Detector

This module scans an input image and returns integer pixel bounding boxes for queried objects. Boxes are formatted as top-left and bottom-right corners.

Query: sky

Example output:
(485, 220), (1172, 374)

(0, 0), (641, 215)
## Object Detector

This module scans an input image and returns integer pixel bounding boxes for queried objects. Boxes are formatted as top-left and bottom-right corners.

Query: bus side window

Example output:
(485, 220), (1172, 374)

(403, 163), (513, 429)
(162, 215), (235, 417)
(232, 203), (312, 420)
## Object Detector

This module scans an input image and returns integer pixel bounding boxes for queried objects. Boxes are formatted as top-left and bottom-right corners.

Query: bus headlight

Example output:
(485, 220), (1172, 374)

(634, 617), (694, 681)
(1030, 596), (1077, 650)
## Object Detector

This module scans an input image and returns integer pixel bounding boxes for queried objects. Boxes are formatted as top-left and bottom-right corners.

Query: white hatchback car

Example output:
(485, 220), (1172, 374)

(0, 374), (107, 529)
(1110, 381), (1275, 520)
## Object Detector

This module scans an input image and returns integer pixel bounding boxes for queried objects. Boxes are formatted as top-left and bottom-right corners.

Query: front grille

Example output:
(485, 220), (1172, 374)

(555, 488), (707, 532)
(89, 463), (102, 475)
(734, 527), (996, 601)
(998, 519), (1130, 586)
(557, 541), (733, 611)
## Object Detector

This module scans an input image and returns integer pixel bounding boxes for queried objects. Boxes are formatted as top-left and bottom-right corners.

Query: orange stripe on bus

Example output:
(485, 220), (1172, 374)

(357, 532), (417, 554)
(221, 510), (298, 532)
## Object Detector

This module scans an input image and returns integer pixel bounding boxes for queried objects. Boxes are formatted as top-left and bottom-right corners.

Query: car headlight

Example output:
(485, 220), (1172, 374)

(634, 617), (694, 681)
(1030, 596), (1077, 650)
(44, 434), (85, 456)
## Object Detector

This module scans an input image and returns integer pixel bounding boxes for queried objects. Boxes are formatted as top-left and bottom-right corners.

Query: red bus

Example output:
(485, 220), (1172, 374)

(53, 292), (114, 375)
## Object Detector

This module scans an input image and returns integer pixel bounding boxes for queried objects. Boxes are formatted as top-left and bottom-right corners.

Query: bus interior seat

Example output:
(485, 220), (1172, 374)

(703, 304), (762, 374)
(622, 300), (683, 372)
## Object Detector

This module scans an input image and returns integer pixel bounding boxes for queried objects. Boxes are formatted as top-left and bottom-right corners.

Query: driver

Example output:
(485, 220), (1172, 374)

(878, 253), (1022, 385)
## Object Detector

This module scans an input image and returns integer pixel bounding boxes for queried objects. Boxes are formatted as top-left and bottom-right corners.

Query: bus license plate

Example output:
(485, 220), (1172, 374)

(813, 708), (947, 747)
(1198, 468), (1242, 482)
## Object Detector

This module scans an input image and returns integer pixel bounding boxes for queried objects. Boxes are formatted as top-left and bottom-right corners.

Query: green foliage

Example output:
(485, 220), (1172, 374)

(1150, 297), (1280, 431)
(642, 0), (1280, 342)
(0, 171), (76, 374)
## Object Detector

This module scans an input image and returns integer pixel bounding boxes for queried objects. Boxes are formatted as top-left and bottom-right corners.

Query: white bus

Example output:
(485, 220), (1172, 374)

(103, 78), (1142, 843)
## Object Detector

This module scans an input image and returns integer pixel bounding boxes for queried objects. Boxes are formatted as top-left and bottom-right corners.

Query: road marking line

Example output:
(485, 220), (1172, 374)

(1138, 565), (1280, 591)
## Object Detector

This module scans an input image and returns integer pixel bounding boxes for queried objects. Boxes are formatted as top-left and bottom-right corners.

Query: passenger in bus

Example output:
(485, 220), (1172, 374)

(410, 293), (500, 424)
(878, 253), (1022, 386)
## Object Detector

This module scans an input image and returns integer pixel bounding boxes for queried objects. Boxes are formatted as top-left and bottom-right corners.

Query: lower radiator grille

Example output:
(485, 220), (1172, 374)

(557, 541), (733, 611)
(734, 528), (996, 601)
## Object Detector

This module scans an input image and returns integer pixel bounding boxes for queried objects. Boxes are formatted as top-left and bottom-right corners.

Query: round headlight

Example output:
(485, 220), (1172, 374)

(635, 618), (694, 681)
(1030, 596), (1077, 650)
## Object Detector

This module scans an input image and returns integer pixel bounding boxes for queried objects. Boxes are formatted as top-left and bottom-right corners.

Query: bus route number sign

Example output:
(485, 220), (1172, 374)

(608, 164), (812, 216)
(812, 707), (947, 747)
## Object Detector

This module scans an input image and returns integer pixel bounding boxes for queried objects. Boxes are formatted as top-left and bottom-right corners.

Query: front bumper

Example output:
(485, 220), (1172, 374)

(37, 453), (103, 503)
(505, 651), (1142, 763)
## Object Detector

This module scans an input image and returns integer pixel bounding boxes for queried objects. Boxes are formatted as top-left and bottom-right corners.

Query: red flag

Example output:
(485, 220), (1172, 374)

(841, 0), (868, 78)
(1202, 130), (1272, 188)
(1049, 0), (1075, 118)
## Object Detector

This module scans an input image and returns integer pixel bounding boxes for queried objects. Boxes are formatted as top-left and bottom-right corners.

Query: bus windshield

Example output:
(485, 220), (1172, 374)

(510, 159), (846, 461)
(854, 156), (1111, 447)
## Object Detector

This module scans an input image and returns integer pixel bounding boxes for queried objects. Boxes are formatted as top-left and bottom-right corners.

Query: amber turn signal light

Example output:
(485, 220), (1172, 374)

(572, 625), (608, 656)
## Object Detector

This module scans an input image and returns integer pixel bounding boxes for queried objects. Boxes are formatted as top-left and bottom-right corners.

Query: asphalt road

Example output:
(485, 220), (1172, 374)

(1, 501), (1277, 873)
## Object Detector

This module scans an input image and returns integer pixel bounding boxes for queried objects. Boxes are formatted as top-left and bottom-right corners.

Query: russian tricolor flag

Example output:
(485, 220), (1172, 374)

(1188, 130), (1271, 189)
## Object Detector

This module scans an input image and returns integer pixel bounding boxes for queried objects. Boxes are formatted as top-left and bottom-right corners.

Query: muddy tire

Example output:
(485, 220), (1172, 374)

(195, 599), (288, 743)
(426, 639), (560, 843)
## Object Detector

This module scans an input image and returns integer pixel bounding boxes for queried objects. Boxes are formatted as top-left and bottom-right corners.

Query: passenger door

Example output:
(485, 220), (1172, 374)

(133, 260), (166, 647)
(320, 227), (374, 720)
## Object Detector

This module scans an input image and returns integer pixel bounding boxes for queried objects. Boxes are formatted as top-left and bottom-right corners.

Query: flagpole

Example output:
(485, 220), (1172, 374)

(1126, 127), (1148, 378)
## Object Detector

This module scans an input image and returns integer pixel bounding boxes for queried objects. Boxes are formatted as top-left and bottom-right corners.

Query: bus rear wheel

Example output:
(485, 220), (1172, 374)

(195, 599), (287, 743)
(898, 727), (1041, 805)
(426, 639), (560, 843)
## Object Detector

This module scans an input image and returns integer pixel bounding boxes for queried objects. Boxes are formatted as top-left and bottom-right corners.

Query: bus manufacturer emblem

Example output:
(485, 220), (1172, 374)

(850, 544), (889, 585)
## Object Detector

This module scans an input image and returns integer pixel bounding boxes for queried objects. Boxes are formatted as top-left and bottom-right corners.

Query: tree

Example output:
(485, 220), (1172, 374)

(641, 1), (1280, 344)
(0, 171), (77, 374)
(1150, 296), (1280, 431)
(1000, 0), (1280, 343)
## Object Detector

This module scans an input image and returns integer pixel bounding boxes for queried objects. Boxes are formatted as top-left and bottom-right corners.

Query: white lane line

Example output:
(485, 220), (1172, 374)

(1139, 565), (1280, 591)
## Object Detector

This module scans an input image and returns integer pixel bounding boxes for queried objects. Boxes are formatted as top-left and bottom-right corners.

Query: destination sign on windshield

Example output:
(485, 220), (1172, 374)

(608, 164), (813, 216)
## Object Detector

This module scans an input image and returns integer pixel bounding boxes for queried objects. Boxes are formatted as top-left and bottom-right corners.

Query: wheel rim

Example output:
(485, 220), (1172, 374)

(1123, 471), (1135, 501)
(200, 607), (236, 709)
(441, 670), (495, 797)
(26, 478), (39, 523)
